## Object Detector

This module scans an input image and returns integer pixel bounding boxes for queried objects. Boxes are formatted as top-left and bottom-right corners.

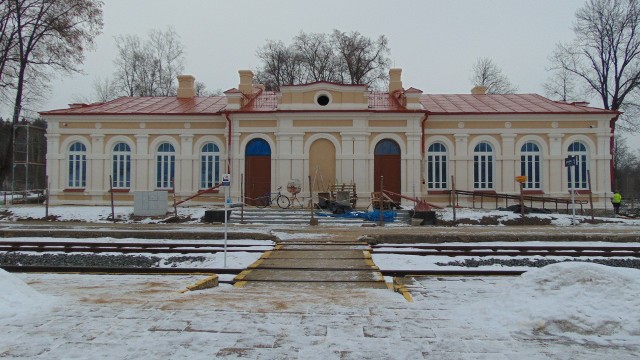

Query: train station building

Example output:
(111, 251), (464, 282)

(40, 68), (618, 208)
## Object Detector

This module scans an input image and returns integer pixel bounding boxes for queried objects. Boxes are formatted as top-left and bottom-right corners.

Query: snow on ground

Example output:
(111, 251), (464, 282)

(437, 207), (640, 226)
(0, 268), (56, 321)
(4, 204), (640, 228)
(447, 262), (640, 346)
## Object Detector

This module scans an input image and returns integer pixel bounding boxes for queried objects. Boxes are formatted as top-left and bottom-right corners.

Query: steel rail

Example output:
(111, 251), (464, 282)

(381, 269), (526, 277)
(372, 250), (640, 257)
(0, 265), (243, 274)
(0, 241), (272, 254)
(371, 244), (640, 251)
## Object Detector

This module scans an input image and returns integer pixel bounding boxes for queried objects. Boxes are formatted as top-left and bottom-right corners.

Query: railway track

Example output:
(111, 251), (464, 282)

(2, 241), (637, 279)
(0, 240), (272, 254)
(371, 244), (640, 258)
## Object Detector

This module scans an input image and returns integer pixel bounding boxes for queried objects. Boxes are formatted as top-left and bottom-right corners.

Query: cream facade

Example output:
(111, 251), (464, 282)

(41, 69), (618, 208)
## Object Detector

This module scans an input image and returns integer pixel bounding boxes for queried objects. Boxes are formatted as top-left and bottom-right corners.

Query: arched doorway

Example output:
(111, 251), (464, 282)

(245, 138), (271, 206)
(309, 138), (336, 192)
(374, 139), (401, 203)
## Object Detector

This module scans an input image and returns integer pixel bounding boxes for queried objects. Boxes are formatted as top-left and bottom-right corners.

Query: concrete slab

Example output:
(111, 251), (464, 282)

(267, 250), (366, 259)
(239, 269), (382, 282)
(254, 258), (374, 269)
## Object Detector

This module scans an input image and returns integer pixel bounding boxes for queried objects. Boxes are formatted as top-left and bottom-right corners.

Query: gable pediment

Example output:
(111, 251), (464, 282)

(278, 82), (369, 110)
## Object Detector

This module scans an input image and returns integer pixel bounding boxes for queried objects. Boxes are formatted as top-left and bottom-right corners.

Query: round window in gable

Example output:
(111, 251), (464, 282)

(316, 93), (331, 106)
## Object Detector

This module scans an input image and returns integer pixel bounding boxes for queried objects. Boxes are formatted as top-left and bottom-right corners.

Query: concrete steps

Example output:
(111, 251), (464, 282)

(230, 207), (411, 226)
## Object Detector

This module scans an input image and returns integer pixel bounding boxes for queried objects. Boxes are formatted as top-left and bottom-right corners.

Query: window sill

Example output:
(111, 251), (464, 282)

(572, 190), (591, 195)
(522, 190), (544, 195)
(198, 189), (220, 194)
(109, 189), (130, 193)
(427, 190), (450, 195)
(155, 189), (174, 193)
(473, 190), (497, 194)
(63, 188), (85, 192)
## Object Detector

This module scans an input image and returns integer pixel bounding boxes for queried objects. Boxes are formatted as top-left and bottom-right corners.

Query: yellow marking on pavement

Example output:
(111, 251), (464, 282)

(393, 279), (414, 303)
(233, 281), (247, 287)
(364, 258), (379, 270)
(261, 251), (273, 259)
(180, 275), (219, 293)
(233, 269), (253, 282)
(273, 244), (283, 250)
(362, 251), (372, 259)
(248, 257), (266, 269)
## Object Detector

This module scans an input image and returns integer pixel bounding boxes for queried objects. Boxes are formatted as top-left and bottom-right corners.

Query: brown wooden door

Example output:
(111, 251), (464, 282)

(245, 139), (271, 206)
(374, 139), (401, 203)
(245, 156), (271, 205)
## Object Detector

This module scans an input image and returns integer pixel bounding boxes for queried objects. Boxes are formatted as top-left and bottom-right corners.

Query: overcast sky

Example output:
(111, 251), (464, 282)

(36, 0), (587, 109)
(23, 0), (639, 148)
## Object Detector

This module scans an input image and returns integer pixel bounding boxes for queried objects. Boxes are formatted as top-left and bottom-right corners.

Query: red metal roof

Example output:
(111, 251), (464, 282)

(419, 94), (616, 114)
(40, 92), (616, 116)
(40, 96), (228, 116)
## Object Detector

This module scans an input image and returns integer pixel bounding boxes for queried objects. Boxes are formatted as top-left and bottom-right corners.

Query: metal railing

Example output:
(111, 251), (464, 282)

(448, 190), (589, 214)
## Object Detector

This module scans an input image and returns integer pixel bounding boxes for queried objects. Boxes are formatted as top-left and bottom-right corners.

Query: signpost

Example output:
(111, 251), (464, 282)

(222, 173), (231, 267)
(515, 175), (527, 223)
(565, 156), (576, 226)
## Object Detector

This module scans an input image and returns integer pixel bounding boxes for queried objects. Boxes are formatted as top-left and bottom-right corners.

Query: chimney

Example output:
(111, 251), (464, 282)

(177, 75), (196, 98)
(389, 68), (403, 93)
(471, 85), (488, 95)
(239, 70), (255, 97)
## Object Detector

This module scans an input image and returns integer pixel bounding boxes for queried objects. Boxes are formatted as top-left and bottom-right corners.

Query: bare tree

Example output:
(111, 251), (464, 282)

(331, 30), (391, 88)
(0, 0), (102, 189)
(0, 0), (18, 91)
(544, 68), (582, 102)
(8, 0), (103, 123)
(551, 0), (640, 128)
(91, 76), (118, 103)
(112, 27), (185, 97)
(470, 57), (518, 94)
(294, 31), (339, 83)
(254, 30), (391, 90)
(255, 40), (304, 91)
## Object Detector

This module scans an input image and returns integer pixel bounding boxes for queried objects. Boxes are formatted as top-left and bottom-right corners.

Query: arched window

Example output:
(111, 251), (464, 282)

(374, 139), (401, 155)
(520, 142), (541, 190)
(201, 142), (220, 189)
(473, 142), (494, 189)
(68, 142), (87, 188)
(567, 142), (588, 190)
(112, 143), (131, 189)
(427, 142), (448, 189)
(156, 142), (175, 189)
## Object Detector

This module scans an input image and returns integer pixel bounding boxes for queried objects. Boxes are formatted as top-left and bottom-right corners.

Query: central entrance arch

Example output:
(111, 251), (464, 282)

(374, 139), (401, 203)
(309, 138), (336, 192)
(245, 138), (271, 206)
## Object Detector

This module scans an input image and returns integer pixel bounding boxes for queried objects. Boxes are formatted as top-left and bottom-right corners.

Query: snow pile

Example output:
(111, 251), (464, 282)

(0, 268), (56, 321)
(464, 262), (640, 344)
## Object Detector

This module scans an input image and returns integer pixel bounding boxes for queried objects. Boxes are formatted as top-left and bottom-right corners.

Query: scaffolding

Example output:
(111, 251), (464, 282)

(10, 122), (46, 202)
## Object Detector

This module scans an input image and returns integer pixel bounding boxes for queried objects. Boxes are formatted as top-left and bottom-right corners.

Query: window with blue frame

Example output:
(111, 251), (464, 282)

(112, 142), (131, 189)
(473, 142), (494, 189)
(68, 142), (86, 188)
(374, 139), (401, 155)
(245, 138), (271, 156)
(427, 142), (448, 189)
(567, 142), (588, 190)
(156, 142), (175, 189)
(520, 142), (541, 189)
(201, 142), (220, 189)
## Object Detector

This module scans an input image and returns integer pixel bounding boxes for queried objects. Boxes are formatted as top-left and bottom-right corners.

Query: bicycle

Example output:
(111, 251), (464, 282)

(255, 186), (291, 209)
